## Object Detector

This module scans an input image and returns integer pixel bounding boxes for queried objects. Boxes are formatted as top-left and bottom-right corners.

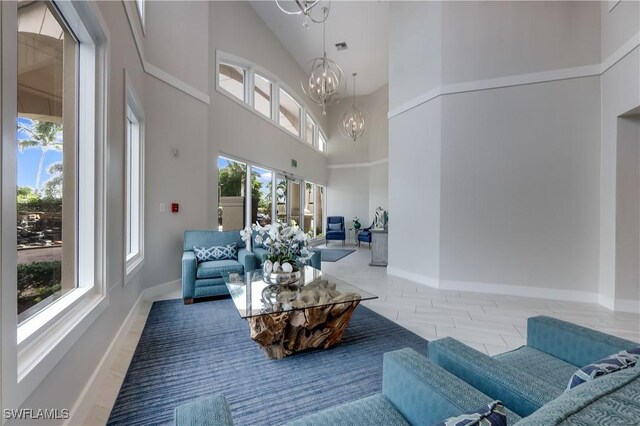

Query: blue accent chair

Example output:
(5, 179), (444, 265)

(357, 222), (374, 248)
(251, 229), (321, 270)
(427, 315), (639, 418)
(325, 216), (345, 246)
(182, 230), (257, 304)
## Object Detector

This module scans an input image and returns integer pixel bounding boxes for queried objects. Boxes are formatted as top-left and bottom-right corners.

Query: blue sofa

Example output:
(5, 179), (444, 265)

(174, 316), (640, 425)
(182, 230), (257, 304)
(427, 315), (639, 417)
(325, 216), (345, 245)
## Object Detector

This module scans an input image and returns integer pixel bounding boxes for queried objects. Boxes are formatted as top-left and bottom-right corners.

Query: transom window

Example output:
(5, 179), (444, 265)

(215, 51), (327, 154)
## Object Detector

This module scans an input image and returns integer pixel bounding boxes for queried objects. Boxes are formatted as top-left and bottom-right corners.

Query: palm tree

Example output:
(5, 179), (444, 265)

(17, 120), (63, 194)
(42, 162), (63, 199)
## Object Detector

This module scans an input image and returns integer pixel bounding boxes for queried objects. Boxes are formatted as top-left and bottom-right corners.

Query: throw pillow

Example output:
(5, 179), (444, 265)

(328, 223), (341, 230)
(566, 347), (640, 390)
(431, 400), (506, 426)
(193, 244), (238, 262)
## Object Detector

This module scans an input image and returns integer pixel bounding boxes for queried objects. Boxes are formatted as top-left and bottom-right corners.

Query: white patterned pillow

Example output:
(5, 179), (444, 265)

(193, 244), (238, 262)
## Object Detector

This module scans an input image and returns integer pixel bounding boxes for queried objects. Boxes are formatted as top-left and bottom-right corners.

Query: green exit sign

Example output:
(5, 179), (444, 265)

(291, 159), (298, 168)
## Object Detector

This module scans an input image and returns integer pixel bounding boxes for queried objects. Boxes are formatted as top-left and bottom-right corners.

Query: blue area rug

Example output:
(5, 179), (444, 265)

(107, 298), (428, 425)
(313, 248), (356, 262)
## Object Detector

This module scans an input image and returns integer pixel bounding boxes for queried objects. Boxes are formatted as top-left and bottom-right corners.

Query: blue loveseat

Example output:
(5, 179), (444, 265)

(174, 316), (640, 425)
(182, 230), (257, 304)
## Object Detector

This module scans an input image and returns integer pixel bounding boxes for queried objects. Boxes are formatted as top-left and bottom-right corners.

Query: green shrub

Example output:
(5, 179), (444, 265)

(17, 261), (62, 314)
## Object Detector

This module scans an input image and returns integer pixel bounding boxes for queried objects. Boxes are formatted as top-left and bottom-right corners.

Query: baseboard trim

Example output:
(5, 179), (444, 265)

(67, 278), (181, 425)
(387, 266), (440, 289)
(440, 279), (600, 305)
(614, 298), (640, 314)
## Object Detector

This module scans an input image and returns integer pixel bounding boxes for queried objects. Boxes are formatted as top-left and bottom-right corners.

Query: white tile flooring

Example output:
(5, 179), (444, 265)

(83, 244), (640, 425)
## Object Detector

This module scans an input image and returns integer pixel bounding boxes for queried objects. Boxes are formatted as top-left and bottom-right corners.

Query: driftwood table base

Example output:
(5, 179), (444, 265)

(248, 300), (360, 359)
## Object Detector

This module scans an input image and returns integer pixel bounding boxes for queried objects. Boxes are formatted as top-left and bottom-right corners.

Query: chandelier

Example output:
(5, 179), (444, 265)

(275, 0), (331, 28)
(340, 73), (365, 141)
(302, 8), (344, 116)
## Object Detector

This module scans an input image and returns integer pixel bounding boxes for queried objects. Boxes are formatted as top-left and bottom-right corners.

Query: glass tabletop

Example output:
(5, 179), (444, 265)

(224, 265), (378, 318)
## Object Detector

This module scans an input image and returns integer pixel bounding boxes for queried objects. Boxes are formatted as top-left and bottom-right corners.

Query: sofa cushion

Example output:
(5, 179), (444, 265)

(284, 394), (410, 426)
(253, 246), (269, 263)
(432, 400), (506, 426)
(515, 366), (640, 425)
(328, 223), (342, 230)
(494, 346), (579, 392)
(566, 347), (640, 390)
(184, 230), (245, 251)
(196, 259), (244, 279)
(194, 244), (238, 262)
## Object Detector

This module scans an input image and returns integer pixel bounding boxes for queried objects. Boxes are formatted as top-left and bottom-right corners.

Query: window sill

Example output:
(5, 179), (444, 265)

(125, 255), (144, 285)
(17, 289), (107, 396)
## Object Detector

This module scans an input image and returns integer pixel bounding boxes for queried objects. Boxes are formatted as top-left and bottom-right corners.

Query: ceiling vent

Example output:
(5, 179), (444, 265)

(335, 42), (348, 51)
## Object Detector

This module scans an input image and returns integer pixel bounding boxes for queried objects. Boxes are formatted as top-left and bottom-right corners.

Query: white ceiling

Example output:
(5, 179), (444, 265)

(250, 1), (389, 97)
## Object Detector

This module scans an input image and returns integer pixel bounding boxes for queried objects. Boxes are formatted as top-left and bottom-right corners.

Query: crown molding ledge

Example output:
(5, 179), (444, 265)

(388, 31), (640, 120)
(122, 1), (210, 105)
(328, 158), (389, 169)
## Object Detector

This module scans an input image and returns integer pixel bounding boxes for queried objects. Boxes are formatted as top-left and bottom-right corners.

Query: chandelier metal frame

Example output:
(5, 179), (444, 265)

(340, 73), (366, 142)
(301, 8), (345, 116)
(275, 0), (331, 27)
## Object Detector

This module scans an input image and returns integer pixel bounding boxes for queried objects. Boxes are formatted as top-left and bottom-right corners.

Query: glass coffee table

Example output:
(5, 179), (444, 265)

(224, 265), (377, 359)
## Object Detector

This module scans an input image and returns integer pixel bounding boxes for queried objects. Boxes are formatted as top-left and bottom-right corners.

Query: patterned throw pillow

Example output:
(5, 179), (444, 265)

(566, 347), (640, 390)
(432, 400), (507, 426)
(193, 244), (238, 262)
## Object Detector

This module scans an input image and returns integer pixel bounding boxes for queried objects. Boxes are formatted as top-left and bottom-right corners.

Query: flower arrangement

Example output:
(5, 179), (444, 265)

(353, 217), (361, 229)
(240, 222), (312, 274)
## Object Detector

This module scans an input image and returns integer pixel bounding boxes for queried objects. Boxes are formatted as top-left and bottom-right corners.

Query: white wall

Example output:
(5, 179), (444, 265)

(598, 0), (640, 310)
(207, 1), (329, 228)
(388, 1), (639, 307)
(326, 84), (389, 227)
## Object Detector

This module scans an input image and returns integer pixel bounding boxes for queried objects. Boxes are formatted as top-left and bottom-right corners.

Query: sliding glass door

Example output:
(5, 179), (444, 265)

(217, 156), (325, 241)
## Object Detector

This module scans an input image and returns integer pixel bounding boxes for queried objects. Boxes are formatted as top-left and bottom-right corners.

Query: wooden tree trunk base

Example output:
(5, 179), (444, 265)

(248, 301), (361, 359)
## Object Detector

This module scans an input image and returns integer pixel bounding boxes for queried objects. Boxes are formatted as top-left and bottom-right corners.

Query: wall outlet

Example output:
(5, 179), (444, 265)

(159, 203), (166, 212)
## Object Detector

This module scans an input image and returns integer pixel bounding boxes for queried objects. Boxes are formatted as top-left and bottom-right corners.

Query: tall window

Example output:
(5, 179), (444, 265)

(305, 114), (315, 145)
(315, 185), (325, 238)
(254, 74), (272, 118)
(279, 88), (301, 137)
(318, 132), (327, 153)
(218, 157), (247, 231)
(304, 182), (314, 235)
(219, 63), (246, 102)
(16, 1), (78, 324)
(125, 92), (144, 278)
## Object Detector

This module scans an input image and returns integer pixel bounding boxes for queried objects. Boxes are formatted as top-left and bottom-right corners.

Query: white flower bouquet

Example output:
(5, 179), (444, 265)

(240, 222), (313, 274)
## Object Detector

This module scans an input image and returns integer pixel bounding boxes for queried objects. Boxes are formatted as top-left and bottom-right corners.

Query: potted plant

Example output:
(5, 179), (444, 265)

(241, 222), (312, 285)
(353, 216), (361, 230)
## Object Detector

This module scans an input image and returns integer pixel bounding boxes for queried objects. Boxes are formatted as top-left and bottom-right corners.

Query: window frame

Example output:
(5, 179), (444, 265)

(124, 74), (145, 282)
(278, 87), (302, 138)
(305, 113), (316, 146)
(215, 50), (328, 156)
(318, 131), (327, 153)
(218, 60), (248, 103)
(135, 0), (145, 33)
(1, 0), (109, 410)
(253, 72), (273, 119)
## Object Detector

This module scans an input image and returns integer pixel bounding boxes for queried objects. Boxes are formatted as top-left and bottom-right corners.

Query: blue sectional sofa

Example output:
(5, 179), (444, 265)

(182, 230), (257, 304)
(427, 315), (639, 417)
(174, 316), (640, 425)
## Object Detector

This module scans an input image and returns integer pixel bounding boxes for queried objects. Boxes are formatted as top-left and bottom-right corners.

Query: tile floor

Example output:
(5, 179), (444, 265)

(83, 243), (640, 425)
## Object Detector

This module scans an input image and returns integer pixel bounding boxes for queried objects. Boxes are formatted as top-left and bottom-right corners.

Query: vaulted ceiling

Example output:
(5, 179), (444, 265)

(250, 1), (389, 97)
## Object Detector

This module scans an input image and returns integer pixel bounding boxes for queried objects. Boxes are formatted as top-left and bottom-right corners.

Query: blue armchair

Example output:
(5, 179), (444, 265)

(325, 216), (345, 246)
(357, 221), (374, 248)
(182, 230), (257, 304)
